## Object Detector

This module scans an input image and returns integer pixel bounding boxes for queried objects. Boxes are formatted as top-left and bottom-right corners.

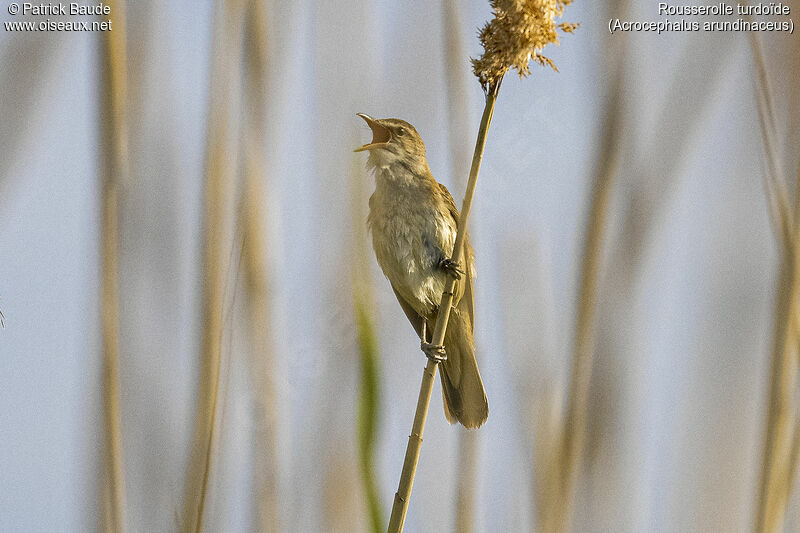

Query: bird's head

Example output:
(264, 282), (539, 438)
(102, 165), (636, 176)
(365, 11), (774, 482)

(355, 114), (427, 168)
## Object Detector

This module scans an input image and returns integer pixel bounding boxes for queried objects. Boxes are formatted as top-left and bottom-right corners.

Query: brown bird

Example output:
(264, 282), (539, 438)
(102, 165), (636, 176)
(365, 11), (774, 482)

(355, 113), (488, 428)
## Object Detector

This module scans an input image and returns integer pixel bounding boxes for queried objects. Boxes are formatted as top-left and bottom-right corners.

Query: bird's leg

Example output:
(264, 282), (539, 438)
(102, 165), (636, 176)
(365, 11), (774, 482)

(439, 257), (464, 279)
(420, 320), (447, 362)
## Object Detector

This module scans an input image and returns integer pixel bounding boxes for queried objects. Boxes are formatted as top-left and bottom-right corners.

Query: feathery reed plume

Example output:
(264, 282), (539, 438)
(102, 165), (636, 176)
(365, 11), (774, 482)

(99, 2), (129, 531)
(241, 2), (282, 532)
(472, 0), (577, 92)
(181, 2), (247, 532)
(350, 149), (384, 533)
(387, 2), (576, 531)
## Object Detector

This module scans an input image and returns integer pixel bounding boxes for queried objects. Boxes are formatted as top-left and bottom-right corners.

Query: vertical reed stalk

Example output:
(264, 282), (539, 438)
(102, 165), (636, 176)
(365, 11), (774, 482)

(241, 2), (281, 532)
(543, 71), (624, 533)
(526, 4), (618, 522)
(754, 164), (800, 532)
(747, 26), (792, 251)
(387, 82), (499, 533)
(182, 1), (246, 531)
(355, 297), (383, 533)
(454, 432), (479, 533)
(242, 146), (281, 533)
(552, 122), (618, 532)
(99, 2), (129, 531)
(756, 187), (800, 533)
(750, 25), (800, 533)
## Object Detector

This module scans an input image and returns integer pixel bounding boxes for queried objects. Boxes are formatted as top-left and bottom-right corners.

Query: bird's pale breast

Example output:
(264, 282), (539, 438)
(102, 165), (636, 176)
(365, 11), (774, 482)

(368, 171), (456, 318)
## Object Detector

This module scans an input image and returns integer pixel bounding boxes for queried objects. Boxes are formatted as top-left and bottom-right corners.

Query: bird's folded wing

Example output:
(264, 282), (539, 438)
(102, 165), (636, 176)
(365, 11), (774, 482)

(437, 182), (475, 332)
(462, 237), (475, 334)
(391, 284), (426, 341)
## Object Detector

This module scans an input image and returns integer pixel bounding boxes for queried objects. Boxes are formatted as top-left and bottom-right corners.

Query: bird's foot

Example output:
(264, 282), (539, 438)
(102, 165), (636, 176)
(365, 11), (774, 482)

(439, 258), (464, 279)
(421, 341), (447, 362)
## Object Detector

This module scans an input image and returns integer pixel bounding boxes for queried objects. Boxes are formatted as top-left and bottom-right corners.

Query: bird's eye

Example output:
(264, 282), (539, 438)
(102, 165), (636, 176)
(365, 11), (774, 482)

(396, 127), (406, 136)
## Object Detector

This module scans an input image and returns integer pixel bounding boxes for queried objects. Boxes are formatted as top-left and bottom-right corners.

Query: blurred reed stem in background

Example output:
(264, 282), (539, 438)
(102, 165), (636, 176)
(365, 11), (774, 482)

(748, 24), (792, 251)
(350, 148), (384, 533)
(537, 62), (623, 533)
(182, 1), (247, 531)
(529, 2), (627, 529)
(441, 2), (480, 530)
(355, 299), (383, 533)
(241, 1), (282, 531)
(750, 25), (800, 533)
(99, 1), (129, 531)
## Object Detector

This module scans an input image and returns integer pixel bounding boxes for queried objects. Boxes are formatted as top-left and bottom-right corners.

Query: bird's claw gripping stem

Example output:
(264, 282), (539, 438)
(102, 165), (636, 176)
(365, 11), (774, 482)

(421, 341), (447, 362)
(419, 321), (446, 362)
(439, 258), (464, 279)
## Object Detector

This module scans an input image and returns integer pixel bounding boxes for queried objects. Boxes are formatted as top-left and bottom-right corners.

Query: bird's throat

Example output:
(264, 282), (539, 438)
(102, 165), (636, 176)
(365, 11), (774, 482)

(368, 151), (431, 186)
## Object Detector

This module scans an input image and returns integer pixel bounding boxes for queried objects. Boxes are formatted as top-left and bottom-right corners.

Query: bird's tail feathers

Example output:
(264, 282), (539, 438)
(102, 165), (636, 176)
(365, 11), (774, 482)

(439, 308), (488, 429)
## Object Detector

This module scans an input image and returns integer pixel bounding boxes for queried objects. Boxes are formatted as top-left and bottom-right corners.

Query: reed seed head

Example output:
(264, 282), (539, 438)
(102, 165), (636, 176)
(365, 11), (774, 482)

(472, 0), (578, 92)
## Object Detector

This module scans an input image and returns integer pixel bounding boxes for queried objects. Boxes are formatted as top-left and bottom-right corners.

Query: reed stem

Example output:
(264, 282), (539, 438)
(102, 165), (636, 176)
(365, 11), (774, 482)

(754, 161), (800, 533)
(750, 23), (800, 533)
(100, 2), (129, 530)
(356, 297), (384, 533)
(387, 81), (499, 533)
(241, 3), (281, 531)
(552, 89), (621, 533)
(181, 2), (246, 531)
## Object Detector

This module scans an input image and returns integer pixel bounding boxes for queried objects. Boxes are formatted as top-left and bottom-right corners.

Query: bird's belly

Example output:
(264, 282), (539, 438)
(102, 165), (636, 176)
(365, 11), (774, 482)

(371, 213), (453, 318)
(395, 260), (446, 318)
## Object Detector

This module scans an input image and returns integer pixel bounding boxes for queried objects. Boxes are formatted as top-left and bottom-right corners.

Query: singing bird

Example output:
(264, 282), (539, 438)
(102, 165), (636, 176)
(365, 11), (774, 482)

(355, 114), (488, 429)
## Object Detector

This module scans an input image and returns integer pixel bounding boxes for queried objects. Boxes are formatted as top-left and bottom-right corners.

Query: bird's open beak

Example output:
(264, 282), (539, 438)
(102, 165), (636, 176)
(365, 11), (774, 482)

(354, 113), (391, 152)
